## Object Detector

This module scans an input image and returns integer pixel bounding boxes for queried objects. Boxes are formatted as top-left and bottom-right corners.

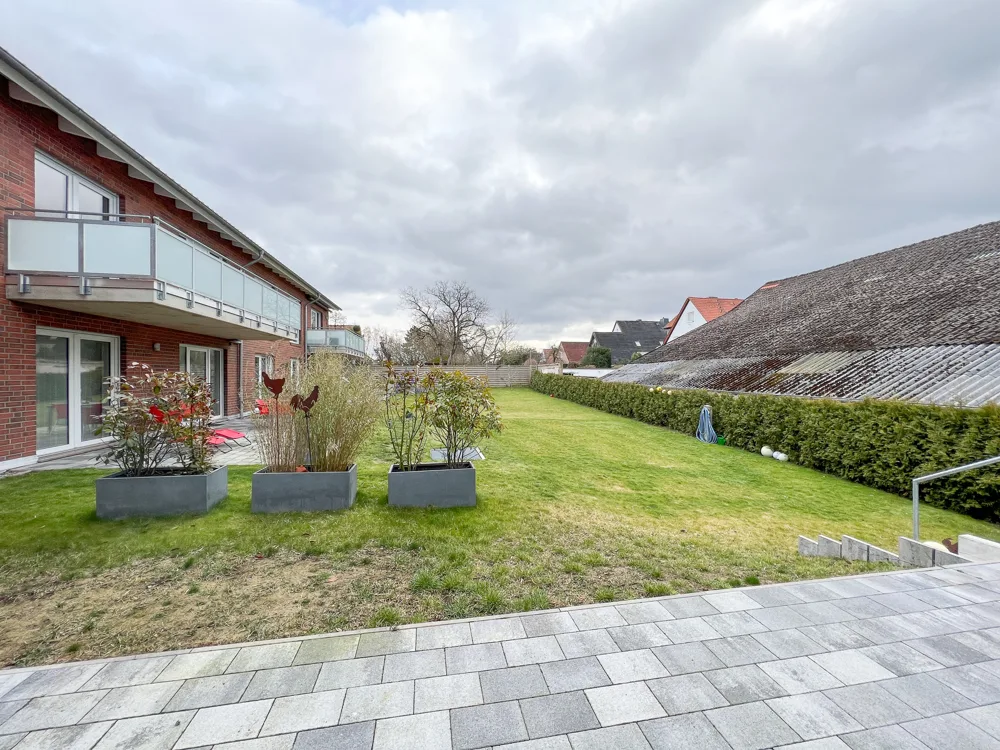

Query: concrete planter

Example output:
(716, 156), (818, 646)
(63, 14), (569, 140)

(251, 464), (357, 513)
(388, 462), (476, 508)
(96, 465), (228, 520)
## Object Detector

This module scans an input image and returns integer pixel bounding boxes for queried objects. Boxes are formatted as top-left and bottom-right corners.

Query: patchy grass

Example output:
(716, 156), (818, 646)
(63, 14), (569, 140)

(1, 388), (996, 666)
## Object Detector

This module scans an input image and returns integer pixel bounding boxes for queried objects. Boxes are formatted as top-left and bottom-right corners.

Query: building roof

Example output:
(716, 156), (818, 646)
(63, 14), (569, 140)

(685, 297), (743, 324)
(559, 341), (590, 364)
(607, 221), (1000, 406)
(591, 329), (660, 364)
(613, 320), (668, 343)
(0, 45), (338, 310)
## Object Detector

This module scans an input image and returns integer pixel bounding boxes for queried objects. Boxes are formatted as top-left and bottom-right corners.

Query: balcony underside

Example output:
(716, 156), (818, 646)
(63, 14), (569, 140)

(6, 276), (291, 341)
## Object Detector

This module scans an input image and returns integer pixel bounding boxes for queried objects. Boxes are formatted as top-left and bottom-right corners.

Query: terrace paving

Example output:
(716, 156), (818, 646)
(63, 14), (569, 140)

(5, 563), (1000, 748)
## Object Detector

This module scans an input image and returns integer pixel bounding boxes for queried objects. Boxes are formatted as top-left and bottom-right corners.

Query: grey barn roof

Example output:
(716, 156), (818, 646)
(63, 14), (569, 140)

(590, 320), (665, 364)
(606, 221), (1000, 406)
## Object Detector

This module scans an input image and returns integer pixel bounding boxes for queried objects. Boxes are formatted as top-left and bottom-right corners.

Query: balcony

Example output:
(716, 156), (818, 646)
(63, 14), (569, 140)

(3, 212), (301, 341)
(306, 328), (366, 358)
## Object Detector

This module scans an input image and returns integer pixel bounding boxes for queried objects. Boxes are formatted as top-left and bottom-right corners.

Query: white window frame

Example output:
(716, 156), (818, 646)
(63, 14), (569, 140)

(181, 344), (225, 417)
(288, 358), (300, 385)
(36, 326), (120, 456)
(686, 311), (695, 323)
(310, 309), (324, 329)
(35, 151), (119, 219)
(255, 354), (275, 384)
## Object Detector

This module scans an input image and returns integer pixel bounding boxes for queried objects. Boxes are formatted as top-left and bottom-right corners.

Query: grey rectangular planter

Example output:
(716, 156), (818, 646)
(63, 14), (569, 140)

(96, 465), (228, 520)
(388, 462), (476, 508)
(251, 464), (357, 513)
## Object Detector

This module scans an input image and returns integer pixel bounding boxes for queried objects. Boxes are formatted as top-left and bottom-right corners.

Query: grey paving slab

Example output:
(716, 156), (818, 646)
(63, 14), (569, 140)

(292, 721), (375, 750)
(870, 593), (937, 614)
(0, 690), (107, 733)
(568, 606), (627, 631)
(227, 643), (300, 673)
(907, 634), (993, 667)
(823, 682), (921, 728)
(521, 613), (578, 638)
(745, 586), (808, 608)
(597, 650), (669, 683)
(775, 738), (851, 749)
(651, 642), (725, 674)
(374, 709), (450, 749)
(858, 642), (945, 675)
(946, 584), (1000, 603)
(2, 664), (102, 701)
(569, 723), (651, 749)
(879, 673), (977, 717)
(174, 699), (272, 749)
(446, 643), (507, 674)
(833, 597), (897, 620)
(706, 664), (789, 703)
(213, 737), (295, 750)
(647, 673), (728, 714)
(241, 664), (320, 702)
(81, 657), (173, 691)
(798, 623), (873, 652)
(520, 691), (599, 738)
(156, 650), (238, 682)
(703, 590), (763, 613)
(164, 672), (253, 712)
(480, 665), (549, 703)
(704, 611), (770, 637)
(704, 635), (778, 667)
(657, 617), (721, 643)
(291, 635), (359, 666)
(760, 657), (843, 695)
(496, 735), (572, 749)
(0, 673), (29, 702)
(0, 732), (22, 749)
(585, 682), (666, 726)
(606, 624), (671, 651)
(845, 615), (921, 645)
(258, 689), (346, 736)
(90, 710), (195, 750)
(314, 655), (384, 691)
(355, 630), (417, 659)
(471, 617), (527, 644)
(809, 650), (896, 684)
(960, 705), (1000, 741)
(749, 606), (814, 631)
(841, 725), (933, 749)
(785, 583), (841, 604)
(540, 657), (611, 694)
(901, 712), (1000, 750)
(340, 681), (413, 724)
(789, 602), (855, 625)
(503, 636), (564, 667)
(930, 664), (1000, 705)
(908, 587), (977, 608)
(615, 601), (673, 625)
(821, 579), (882, 599)
(555, 629), (620, 659)
(0, 699), (27, 725)
(12, 721), (112, 750)
(766, 693), (863, 739)
(705, 702), (801, 750)
(451, 700), (528, 749)
(894, 611), (963, 638)
(382, 648), (446, 682)
(950, 630), (1000, 659)
(83, 680), (182, 722)
(639, 712), (731, 749)
(416, 622), (473, 651)
(414, 672), (483, 713)
(753, 629), (825, 659)
(659, 596), (719, 619)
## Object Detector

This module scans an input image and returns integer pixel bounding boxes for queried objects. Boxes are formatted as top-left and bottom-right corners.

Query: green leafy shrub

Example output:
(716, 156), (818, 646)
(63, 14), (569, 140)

(423, 369), (503, 467)
(580, 346), (612, 368)
(531, 372), (1000, 520)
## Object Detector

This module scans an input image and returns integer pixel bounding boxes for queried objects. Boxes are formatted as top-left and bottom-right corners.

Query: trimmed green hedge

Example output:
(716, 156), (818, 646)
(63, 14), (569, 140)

(531, 372), (1000, 521)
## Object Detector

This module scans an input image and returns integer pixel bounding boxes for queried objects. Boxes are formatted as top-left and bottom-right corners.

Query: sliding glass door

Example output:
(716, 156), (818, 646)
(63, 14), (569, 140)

(36, 329), (118, 453)
(182, 345), (224, 416)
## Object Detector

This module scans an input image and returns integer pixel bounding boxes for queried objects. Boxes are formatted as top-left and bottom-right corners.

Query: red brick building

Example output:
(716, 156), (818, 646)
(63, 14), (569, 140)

(0, 47), (340, 471)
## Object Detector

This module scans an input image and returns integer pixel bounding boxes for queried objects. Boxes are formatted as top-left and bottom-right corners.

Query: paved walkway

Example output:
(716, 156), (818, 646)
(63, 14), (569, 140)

(4, 564), (1000, 749)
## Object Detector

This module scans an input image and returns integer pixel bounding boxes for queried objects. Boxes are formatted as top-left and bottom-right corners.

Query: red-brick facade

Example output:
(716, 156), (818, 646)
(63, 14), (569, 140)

(0, 82), (332, 466)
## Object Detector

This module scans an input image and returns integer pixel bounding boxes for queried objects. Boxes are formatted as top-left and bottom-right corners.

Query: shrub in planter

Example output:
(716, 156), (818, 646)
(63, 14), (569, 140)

(251, 354), (381, 512)
(386, 367), (502, 507)
(95, 364), (227, 519)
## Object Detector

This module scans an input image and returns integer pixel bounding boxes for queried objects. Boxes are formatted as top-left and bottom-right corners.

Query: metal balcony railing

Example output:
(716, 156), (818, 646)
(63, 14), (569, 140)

(305, 328), (366, 357)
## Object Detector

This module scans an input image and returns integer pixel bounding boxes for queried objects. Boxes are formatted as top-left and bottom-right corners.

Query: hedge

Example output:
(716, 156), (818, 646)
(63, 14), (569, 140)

(531, 372), (1000, 521)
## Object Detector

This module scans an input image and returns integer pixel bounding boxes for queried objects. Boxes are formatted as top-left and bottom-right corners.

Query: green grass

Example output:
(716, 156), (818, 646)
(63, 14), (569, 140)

(1, 388), (996, 665)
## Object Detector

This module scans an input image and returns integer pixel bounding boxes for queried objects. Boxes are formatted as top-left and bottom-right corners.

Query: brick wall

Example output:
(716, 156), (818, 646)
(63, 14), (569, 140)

(0, 80), (331, 463)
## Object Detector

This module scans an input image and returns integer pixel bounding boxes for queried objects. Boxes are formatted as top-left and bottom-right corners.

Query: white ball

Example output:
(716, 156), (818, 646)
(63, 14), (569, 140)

(761, 446), (773, 457)
(775, 452), (788, 462)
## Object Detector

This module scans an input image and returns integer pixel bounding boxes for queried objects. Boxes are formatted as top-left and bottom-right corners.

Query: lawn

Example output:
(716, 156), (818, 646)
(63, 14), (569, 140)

(1, 388), (996, 667)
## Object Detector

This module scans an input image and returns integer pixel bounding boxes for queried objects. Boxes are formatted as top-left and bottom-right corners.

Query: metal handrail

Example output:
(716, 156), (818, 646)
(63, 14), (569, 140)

(912, 455), (1000, 538)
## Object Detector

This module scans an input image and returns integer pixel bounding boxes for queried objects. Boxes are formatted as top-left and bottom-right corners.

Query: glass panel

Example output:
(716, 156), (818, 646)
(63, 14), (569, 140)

(155, 228), (194, 287)
(77, 183), (111, 219)
(8, 219), (79, 272)
(36, 334), (70, 450)
(34, 158), (67, 216)
(188, 349), (208, 381)
(210, 350), (223, 417)
(79, 338), (111, 442)
(222, 265), (244, 307)
(193, 251), (222, 299)
(244, 277), (263, 314)
(262, 288), (278, 322)
(83, 224), (151, 275)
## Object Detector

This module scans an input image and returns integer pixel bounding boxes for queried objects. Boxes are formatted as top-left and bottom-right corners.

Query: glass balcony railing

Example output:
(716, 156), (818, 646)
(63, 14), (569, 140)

(306, 328), (366, 357)
(4, 212), (301, 338)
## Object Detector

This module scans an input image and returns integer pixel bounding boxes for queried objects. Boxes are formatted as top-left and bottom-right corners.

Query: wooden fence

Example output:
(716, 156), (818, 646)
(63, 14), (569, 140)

(371, 365), (536, 387)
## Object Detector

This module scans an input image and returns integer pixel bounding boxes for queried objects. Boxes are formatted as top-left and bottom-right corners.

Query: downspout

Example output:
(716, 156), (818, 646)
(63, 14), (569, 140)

(236, 340), (244, 415)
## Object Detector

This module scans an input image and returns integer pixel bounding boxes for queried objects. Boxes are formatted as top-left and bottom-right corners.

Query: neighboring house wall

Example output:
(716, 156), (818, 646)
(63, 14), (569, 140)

(667, 304), (707, 342)
(0, 83), (330, 464)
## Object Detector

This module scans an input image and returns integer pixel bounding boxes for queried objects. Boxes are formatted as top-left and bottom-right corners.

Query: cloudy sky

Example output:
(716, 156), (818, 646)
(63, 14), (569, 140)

(5, 0), (1000, 346)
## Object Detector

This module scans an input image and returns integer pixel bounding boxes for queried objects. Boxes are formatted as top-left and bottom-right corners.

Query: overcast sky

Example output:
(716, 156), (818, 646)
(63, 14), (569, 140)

(5, 0), (1000, 346)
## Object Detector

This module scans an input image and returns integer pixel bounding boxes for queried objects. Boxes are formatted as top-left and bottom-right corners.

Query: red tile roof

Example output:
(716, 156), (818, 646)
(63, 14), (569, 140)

(559, 341), (590, 364)
(687, 297), (743, 323)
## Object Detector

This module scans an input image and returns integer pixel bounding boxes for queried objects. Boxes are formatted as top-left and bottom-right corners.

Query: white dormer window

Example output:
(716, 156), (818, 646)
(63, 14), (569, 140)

(686, 311), (695, 323)
(635, 341), (641, 346)
(35, 152), (118, 219)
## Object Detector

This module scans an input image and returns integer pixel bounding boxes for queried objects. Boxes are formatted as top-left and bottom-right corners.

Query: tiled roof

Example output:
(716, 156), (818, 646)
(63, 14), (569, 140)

(687, 297), (743, 324)
(559, 341), (590, 364)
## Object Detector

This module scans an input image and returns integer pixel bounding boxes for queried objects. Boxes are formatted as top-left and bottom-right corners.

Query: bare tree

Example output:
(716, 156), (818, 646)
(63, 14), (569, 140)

(400, 282), (517, 365)
(364, 325), (422, 365)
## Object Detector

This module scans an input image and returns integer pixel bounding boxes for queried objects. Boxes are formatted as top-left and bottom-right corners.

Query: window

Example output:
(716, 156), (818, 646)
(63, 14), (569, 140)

(35, 152), (118, 219)
(255, 355), (275, 384)
(289, 358), (300, 384)
(686, 311), (695, 323)
(310, 309), (324, 329)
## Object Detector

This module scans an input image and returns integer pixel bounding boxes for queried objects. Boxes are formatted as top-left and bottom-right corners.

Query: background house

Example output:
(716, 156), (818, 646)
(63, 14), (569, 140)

(664, 297), (743, 343)
(589, 319), (667, 364)
(606, 221), (1000, 406)
(549, 341), (589, 365)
